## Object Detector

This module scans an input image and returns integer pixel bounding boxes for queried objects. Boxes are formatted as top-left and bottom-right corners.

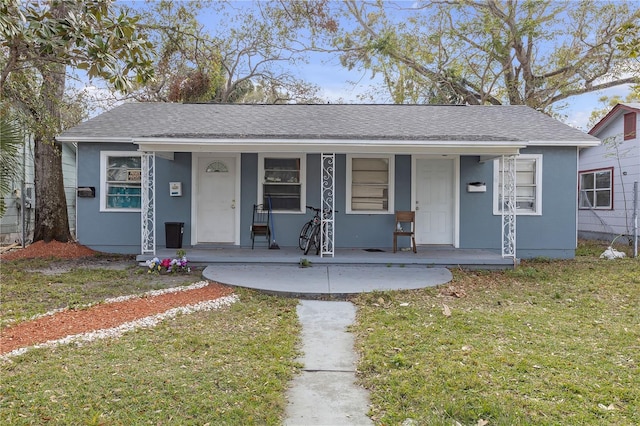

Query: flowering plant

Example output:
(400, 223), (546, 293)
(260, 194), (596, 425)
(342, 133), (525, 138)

(146, 250), (190, 274)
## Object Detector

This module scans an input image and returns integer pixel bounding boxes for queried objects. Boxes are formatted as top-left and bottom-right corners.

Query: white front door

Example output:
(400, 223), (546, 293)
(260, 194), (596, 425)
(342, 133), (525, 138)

(414, 158), (455, 245)
(197, 156), (236, 243)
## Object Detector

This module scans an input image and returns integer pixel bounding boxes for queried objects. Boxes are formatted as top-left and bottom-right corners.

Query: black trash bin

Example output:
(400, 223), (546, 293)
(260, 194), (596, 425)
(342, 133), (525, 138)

(165, 222), (184, 249)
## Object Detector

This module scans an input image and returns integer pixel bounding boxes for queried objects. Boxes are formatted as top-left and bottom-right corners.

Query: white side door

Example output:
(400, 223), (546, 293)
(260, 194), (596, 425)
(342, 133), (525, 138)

(196, 156), (236, 243)
(414, 158), (455, 245)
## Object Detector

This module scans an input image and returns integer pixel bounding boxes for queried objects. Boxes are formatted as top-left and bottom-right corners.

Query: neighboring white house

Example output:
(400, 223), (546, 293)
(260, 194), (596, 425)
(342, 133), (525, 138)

(579, 103), (640, 243)
(0, 136), (77, 245)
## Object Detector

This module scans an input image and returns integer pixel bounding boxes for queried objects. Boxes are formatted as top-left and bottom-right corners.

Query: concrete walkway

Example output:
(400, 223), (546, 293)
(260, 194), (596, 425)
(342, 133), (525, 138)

(201, 265), (452, 424)
(284, 300), (372, 425)
(203, 264), (452, 298)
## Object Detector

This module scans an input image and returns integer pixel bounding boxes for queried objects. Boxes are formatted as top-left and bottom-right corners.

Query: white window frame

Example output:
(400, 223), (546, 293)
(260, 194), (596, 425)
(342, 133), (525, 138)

(493, 154), (542, 216)
(346, 154), (395, 214)
(578, 168), (613, 210)
(258, 153), (306, 213)
(100, 151), (142, 212)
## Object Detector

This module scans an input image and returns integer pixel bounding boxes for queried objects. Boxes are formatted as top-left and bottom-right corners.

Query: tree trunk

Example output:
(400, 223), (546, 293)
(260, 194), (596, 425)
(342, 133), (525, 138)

(33, 63), (71, 243)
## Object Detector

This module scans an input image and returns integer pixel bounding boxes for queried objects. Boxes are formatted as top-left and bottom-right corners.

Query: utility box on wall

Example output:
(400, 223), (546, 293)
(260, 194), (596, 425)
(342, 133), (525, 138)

(169, 182), (182, 197)
(77, 186), (95, 198)
(467, 182), (486, 193)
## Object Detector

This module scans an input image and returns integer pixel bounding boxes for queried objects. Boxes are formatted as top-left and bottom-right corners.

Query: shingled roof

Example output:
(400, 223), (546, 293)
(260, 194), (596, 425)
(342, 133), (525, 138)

(58, 103), (597, 146)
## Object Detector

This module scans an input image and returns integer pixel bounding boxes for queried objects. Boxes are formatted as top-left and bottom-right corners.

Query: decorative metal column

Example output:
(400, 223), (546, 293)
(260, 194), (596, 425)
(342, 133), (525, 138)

(141, 152), (156, 255)
(320, 153), (335, 257)
(501, 155), (517, 260)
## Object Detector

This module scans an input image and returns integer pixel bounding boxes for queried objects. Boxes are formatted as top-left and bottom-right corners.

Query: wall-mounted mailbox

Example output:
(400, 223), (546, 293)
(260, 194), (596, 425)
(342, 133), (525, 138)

(467, 182), (486, 193)
(169, 181), (182, 197)
(77, 186), (95, 198)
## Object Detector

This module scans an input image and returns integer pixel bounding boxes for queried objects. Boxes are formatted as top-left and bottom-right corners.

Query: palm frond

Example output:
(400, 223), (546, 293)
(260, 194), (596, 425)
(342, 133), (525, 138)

(0, 117), (25, 217)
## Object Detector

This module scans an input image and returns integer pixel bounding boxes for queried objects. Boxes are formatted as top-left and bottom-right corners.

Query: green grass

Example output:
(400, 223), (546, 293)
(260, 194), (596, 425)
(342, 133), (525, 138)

(352, 254), (640, 425)
(2, 244), (639, 424)
(1, 288), (300, 424)
(0, 257), (203, 328)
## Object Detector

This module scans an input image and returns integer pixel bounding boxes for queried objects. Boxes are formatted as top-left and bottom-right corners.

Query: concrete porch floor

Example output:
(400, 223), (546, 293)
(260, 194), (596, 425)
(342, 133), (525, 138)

(137, 245), (517, 270)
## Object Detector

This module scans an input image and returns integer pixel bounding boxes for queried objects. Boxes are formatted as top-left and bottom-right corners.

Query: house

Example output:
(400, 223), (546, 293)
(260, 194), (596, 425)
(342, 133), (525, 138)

(56, 103), (599, 259)
(0, 135), (76, 245)
(579, 103), (640, 243)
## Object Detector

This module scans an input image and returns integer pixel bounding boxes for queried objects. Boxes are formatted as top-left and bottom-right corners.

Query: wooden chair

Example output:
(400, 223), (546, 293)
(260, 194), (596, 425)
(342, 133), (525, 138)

(393, 211), (417, 253)
(251, 204), (271, 249)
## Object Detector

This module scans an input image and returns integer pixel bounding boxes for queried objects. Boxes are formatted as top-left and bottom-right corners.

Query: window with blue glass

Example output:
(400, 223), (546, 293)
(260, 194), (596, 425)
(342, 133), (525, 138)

(101, 152), (142, 211)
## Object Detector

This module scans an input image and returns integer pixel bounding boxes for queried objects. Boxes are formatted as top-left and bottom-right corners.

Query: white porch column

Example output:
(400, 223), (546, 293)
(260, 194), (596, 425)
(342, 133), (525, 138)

(141, 152), (156, 255)
(320, 153), (335, 257)
(501, 154), (517, 261)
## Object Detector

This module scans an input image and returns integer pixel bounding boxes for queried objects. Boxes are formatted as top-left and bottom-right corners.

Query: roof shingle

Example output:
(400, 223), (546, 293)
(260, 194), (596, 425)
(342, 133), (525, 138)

(58, 103), (597, 144)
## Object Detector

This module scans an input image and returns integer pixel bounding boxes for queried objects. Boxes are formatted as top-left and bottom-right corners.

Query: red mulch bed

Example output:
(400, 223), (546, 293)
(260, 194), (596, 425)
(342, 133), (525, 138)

(1, 240), (233, 355)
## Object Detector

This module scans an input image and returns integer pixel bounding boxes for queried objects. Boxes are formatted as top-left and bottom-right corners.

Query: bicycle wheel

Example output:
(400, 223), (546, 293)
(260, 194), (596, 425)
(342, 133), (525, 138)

(299, 221), (313, 250)
(304, 225), (319, 255)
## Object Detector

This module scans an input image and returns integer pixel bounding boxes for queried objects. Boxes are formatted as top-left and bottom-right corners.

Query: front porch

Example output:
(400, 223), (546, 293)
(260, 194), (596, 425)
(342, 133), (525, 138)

(137, 245), (517, 270)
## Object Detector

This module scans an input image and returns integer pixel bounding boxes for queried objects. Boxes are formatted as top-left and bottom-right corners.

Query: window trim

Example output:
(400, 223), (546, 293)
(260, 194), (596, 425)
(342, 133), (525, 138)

(346, 154), (395, 214)
(624, 112), (637, 141)
(257, 153), (306, 213)
(100, 151), (142, 212)
(493, 154), (543, 216)
(578, 167), (614, 210)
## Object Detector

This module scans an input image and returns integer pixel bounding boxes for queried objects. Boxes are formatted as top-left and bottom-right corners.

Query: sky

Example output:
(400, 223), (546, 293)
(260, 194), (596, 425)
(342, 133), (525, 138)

(261, 46), (635, 132)
(80, 0), (636, 132)
(192, 0), (637, 132)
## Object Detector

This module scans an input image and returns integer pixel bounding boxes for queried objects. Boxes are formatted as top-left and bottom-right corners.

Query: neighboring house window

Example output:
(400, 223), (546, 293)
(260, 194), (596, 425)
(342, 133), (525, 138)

(493, 154), (542, 215)
(258, 154), (305, 212)
(346, 155), (395, 214)
(579, 168), (613, 210)
(624, 112), (636, 140)
(100, 151), (142, 211)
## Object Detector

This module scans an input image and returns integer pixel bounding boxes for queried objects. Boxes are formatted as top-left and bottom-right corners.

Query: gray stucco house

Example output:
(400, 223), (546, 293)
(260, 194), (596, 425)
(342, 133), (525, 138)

(57, 103), (599, 259)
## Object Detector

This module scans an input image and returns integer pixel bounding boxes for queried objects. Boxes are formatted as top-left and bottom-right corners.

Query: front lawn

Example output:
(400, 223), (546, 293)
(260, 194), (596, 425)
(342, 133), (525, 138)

(0, 256), (300, 425)
(352, 246), (639, 425)
(1, 243), (638, 424)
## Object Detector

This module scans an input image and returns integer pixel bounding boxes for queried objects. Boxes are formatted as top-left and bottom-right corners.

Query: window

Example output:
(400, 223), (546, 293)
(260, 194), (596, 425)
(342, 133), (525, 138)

(258, 155), (305, 212)
(100, 151), (142, 211)
(624, 112), (636, 141)
(346, 155), (394, 214)
(579, 168), (613, 210)
(493, 154), (542, 215)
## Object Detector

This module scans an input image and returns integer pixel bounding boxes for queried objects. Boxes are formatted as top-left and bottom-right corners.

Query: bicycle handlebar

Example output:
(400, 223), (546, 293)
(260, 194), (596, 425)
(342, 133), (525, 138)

(306, 206), (338, 213)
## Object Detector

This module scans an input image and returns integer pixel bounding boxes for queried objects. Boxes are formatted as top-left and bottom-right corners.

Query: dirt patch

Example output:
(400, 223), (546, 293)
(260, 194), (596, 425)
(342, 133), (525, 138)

(1, 240), (99, 260)
(0, 282), (233, 355)
(1, 240), (234, 355)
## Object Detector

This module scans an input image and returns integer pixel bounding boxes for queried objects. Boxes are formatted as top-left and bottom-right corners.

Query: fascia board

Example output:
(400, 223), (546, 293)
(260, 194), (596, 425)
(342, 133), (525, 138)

(134, 138), (526, 155)
(56, 136), (134, 144)
(526, 139), (601, 147)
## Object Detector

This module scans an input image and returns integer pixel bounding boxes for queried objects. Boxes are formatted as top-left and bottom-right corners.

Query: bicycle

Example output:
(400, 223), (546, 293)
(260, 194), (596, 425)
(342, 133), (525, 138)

(299, 206), (334, 255)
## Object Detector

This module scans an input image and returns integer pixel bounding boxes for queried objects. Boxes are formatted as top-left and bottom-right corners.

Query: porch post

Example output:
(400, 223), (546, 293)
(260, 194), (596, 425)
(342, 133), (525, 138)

(320, 153), (335, 257)
(141, 151), (156, 255)
(501, 154), (516, 261)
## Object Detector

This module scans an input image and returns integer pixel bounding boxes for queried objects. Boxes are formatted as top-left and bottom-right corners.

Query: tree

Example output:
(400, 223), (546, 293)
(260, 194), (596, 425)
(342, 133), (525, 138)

(325, 0), (640, 111)
(1, 0), (154, 242)
(129, 0), (323, 104)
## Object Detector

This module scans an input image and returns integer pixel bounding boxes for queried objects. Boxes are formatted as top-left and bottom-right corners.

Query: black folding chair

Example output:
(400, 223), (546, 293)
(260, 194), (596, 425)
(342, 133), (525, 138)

(251, 204), (271, 249)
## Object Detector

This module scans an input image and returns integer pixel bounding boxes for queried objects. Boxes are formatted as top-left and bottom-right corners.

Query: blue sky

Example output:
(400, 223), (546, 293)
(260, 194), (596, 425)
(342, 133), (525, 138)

(275, 49), (634, 131)
(84, 1), (635, 132)
(193, 0), (636, 131)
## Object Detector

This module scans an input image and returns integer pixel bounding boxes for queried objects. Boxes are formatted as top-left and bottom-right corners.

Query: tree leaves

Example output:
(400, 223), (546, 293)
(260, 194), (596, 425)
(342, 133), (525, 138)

(327, 0), (640, 111)
(1, 0), (155, 96)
